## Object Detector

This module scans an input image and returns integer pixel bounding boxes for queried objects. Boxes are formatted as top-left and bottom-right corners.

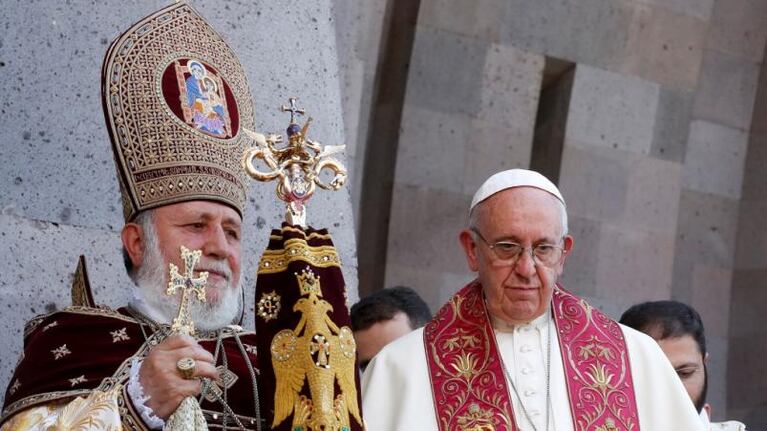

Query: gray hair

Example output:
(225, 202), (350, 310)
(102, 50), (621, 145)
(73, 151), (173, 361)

(123, 209), (156, 283)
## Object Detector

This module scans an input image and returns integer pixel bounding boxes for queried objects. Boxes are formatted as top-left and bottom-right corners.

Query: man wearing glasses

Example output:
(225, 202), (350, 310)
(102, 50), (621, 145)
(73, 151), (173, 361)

(361, 169), (703, 430)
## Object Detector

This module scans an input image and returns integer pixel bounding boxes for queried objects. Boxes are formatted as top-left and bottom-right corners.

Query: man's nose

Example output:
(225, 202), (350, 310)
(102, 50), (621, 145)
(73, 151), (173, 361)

(513, 248), (537, 278)
(203, 225), (230, 259)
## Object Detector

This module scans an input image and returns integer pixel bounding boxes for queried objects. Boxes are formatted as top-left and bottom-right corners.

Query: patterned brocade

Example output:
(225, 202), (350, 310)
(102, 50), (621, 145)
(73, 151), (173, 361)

(254, 224), (364, 431)
(102, 2), (255, 221)
(423, 281), (516, 431)
(553, 289), (640, 430)
(1, 306), (261, 429)
(423, 282), (640, 431)
(257, 226), (341, 275)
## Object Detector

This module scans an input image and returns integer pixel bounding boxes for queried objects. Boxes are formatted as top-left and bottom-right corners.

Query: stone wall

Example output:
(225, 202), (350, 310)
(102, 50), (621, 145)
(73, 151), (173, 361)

(729, 40), (767, 427)
(0, 0), (357, 408)
(331, 0), (388, 231)
(343, 0), (767, 421)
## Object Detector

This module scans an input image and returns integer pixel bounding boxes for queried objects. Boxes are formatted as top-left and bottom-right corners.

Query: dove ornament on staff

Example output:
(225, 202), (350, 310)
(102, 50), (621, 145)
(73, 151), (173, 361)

(242, 97), (348, 227)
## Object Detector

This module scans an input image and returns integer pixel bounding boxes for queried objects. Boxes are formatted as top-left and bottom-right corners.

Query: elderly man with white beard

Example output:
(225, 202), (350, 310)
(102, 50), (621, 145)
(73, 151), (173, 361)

(121, 201), (250, 422)
(0, 3), (264, 429)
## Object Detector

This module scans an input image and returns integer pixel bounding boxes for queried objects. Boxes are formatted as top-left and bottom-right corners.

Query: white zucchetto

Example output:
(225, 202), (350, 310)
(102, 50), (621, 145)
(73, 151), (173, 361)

(470, 169), (566, 213)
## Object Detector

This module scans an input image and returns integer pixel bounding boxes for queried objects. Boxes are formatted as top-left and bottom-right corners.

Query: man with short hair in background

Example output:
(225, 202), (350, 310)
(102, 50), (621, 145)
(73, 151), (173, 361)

(620, 300), (747, 431)
(351, 286), (431, 372)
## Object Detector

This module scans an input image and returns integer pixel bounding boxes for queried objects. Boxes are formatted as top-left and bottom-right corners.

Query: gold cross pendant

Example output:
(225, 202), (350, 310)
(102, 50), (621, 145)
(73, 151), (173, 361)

(166, 246), (208, 336)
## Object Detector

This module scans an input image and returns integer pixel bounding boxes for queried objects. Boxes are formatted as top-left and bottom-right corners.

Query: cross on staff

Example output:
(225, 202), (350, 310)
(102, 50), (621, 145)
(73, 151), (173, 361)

(166, 246), (208, 336)
(280, 96), (305, 124)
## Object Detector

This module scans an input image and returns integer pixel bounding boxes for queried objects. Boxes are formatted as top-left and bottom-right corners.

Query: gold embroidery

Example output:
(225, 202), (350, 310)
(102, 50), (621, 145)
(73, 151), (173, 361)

(595, 417), (618, 431)
(425, 283), (515, 430)
(457, 403), (496, 431)
(554, 288), (639, 431)
(69, 376), (87, 387)
(1, 390), (91, 425)
(26, 306), (131, 338)
(2, 309), (260, 428)
(55, 386), (122, 430)
(0, 403), (60, 430)
(42, 321), (58, 331)
(51, 344), (72, 360)
(257, 291), (281, 321)
(244, 344), (257, 355)
(270, 268), (361, 430)
(103, 2), (254, 220)
(258, 240), (340, 274)
(110, 327), (130, 343)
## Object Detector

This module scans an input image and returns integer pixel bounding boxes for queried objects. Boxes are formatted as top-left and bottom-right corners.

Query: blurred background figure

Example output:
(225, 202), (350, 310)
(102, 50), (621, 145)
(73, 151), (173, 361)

(621, 301), (747, 431)
(351, 286), (431, 371)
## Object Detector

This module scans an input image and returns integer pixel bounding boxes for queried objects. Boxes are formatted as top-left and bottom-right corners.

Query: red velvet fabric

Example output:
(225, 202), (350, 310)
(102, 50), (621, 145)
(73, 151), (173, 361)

(2, 307), (260, 425)
(423, 282), (641, 431)
(254, 224), (364, 431)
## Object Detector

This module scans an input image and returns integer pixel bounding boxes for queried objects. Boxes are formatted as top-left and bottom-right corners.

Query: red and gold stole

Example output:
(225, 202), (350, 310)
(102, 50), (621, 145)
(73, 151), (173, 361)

(423, 280), (640, 431)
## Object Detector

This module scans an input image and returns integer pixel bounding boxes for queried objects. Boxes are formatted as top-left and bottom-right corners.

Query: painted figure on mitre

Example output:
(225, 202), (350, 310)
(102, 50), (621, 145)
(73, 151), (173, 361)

(179, 59), (230, 137)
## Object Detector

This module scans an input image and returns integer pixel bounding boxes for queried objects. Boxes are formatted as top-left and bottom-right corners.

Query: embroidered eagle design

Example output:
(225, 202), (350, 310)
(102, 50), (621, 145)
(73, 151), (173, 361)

(270, 268), (361, 430)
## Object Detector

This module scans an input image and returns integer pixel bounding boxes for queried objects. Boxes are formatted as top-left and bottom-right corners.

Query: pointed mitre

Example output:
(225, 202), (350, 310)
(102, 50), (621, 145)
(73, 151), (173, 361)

(102, 1), (254, 221)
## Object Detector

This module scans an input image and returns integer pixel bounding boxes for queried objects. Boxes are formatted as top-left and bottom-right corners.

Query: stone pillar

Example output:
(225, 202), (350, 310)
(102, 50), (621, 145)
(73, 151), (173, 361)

(331, 0), (390, 231)
(672, 0), (765, 416)
(0, 0), (357, 407)
(383, 0), (544, 309)
(729, 40), (767, 428)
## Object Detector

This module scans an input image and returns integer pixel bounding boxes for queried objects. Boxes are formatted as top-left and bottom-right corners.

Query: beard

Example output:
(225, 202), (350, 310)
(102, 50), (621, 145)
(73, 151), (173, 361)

(131, 223), (243, 331)
(694, 363), (708, 413)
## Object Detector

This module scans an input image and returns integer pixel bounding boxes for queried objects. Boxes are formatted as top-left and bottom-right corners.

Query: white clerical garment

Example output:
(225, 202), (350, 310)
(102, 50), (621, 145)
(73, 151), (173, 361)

(701, 409), (747, 431)
(362, 308), (704, 431)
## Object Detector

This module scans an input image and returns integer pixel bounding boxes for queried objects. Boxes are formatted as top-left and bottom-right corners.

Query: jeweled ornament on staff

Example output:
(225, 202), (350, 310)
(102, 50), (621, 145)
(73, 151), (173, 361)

(241, 97), (347, 227)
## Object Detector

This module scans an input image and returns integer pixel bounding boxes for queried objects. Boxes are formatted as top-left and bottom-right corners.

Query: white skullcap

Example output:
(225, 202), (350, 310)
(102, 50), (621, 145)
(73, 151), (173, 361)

(470, 169), (565, 213)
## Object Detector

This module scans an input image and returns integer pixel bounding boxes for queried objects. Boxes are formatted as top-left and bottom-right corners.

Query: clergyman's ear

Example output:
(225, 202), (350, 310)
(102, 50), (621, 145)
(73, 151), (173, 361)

(459, 229), (480, 272)
(121, 223), (145, 268)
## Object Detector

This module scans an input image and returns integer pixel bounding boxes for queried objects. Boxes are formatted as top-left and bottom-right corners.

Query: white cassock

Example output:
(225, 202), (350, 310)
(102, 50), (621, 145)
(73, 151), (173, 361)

(701, 410), (747, 431)
(362, 310), (705, 431)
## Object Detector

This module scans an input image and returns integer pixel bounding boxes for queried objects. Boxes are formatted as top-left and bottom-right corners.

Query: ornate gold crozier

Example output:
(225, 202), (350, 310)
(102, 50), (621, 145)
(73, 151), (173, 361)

(242, 97), (347, 227)
(164, 246), (209, 431)
(243, 98), (363, 431)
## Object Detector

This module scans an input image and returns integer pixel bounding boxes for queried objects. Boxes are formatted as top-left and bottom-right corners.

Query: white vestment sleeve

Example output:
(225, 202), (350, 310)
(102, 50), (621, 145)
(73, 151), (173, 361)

(361, 328), (437, 431)
(620, 324), (706, 431)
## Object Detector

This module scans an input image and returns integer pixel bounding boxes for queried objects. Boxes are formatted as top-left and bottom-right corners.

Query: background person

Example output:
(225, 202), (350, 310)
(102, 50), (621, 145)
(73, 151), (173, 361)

(350, 286), (431, 371)
(620, 300), (747, 431)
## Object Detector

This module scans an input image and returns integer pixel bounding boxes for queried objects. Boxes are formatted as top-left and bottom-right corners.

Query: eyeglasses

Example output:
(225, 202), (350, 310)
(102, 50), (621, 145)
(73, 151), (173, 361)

(470, 227), (566, 267)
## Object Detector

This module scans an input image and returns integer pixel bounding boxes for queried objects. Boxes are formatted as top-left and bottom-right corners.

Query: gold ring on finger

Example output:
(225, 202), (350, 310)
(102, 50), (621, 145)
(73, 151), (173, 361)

(176, 357), (196, 380)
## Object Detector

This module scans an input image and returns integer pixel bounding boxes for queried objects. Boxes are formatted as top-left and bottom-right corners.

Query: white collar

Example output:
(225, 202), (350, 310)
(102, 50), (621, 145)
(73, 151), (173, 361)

(489, 306), (551, 333)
